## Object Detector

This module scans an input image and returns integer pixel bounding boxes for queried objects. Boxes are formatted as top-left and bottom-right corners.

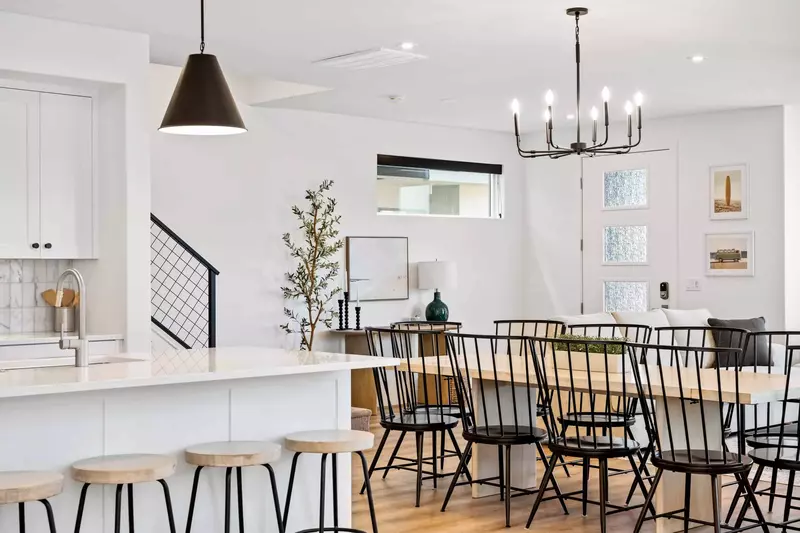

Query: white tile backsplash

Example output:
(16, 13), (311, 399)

(21, 260), (34, 283)
(0, 259), (72, 333)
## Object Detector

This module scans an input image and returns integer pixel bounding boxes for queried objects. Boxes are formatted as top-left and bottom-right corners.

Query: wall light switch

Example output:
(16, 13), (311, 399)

(685, 279), (702, 292)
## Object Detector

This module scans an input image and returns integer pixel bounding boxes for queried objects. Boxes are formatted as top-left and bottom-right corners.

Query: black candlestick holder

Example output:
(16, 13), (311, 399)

(343, 292), (350, 330)
(355, 306), (362, 330)
(337, 299), (344, 330)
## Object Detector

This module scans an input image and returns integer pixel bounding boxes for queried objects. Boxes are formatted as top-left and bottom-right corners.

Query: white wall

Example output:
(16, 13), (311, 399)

(0, 13), (151, 351)
(785, 105), (800, 330)
(525, 106), (786, 327)
(149, 65), (525, 350)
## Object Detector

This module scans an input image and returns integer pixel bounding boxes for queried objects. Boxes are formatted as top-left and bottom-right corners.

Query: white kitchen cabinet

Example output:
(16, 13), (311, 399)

(40, 93), (94, 259)
(0, 88), (40, 259)
(0, 87), (96, 259)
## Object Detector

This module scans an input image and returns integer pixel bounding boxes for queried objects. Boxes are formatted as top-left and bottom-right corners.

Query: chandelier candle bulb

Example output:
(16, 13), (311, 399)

(545, 90), (555, 106)
(511, 99), (520, 137)
(625, 101), (633, 138)
(634, 92), (643, 129)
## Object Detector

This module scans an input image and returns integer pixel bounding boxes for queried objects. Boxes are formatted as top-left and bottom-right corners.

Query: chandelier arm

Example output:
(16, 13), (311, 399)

(589, 129), (642, 153)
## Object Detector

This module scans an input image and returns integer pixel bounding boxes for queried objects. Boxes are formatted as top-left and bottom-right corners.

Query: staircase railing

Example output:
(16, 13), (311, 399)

(150, 213), (219, 348)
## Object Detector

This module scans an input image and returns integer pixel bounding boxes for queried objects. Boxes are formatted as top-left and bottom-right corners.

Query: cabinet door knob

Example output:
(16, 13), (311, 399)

(31, 243), (40, 249)
(44, 243), (52, 250)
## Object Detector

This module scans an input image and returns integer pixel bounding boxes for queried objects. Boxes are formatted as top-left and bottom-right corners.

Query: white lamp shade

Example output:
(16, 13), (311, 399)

(417, 261), (457, 290)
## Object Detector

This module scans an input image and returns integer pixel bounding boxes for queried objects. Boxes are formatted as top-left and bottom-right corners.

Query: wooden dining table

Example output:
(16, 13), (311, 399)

(403, 354), (800, 533)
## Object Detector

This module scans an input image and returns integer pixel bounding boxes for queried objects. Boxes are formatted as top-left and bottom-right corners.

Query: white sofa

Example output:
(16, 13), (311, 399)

(551, 308), (795, 435)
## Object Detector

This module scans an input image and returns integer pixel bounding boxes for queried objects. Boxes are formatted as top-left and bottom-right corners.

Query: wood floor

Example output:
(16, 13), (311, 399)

(351, 424), (785, 533)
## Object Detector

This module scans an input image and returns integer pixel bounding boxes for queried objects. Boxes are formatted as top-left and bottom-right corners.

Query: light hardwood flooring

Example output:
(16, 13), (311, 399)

(351, 423), (787, 532)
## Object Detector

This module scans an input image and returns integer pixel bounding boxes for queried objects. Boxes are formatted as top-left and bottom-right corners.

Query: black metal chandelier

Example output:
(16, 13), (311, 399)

(512, 7), (642, 159)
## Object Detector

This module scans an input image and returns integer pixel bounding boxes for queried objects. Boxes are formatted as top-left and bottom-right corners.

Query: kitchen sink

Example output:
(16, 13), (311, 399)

(0, 356), (146, 372)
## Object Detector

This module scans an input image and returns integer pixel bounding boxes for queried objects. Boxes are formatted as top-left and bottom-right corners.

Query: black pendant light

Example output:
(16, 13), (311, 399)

(159, 0), (246, 135)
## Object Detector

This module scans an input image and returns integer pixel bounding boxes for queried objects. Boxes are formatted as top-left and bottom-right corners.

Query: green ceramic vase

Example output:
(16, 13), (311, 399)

(425, 291), (449, 321)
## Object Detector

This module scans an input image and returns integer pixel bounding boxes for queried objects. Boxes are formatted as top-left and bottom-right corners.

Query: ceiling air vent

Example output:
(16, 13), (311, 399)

(314, 48), (427, 70)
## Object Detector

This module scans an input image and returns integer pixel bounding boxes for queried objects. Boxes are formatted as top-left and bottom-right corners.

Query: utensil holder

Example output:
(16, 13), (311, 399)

(54, 307), (76, 333)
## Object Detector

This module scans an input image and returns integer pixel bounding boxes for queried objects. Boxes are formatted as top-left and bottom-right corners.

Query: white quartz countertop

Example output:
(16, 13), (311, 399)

(0, 346), (397, 399)
(0, 333), (124, 346)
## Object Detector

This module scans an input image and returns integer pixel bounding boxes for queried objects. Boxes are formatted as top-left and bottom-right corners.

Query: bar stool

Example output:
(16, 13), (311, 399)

(72, 454), (177, 533)
(283, 430), (378, 533)
(0, 471), (63, 533)
(184, 441), (284, 533)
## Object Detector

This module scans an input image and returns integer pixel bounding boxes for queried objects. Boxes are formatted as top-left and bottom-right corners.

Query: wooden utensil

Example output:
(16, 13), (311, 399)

(71, 292), (80, 308)
(41, 289), (58, 307)
(60, 289), (76, 307)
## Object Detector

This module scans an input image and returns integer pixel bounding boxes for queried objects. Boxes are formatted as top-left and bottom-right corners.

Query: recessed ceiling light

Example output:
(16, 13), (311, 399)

(440, 97), (457, 104)
(566, 114), (576, 120)
(689, 55), (705, 63)
(400, 42), (416, 51)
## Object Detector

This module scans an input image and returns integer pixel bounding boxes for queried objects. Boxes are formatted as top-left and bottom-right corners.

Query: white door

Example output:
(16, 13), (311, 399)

(581, 150), (677, 314)
(0, 88), (40, 259)
(39, 92), (94, 259)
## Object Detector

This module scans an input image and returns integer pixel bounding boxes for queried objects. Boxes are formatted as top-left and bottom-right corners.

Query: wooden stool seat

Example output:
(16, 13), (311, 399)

(284, 429), (374, 454)
(0, 471), (63, 504)
(185, 441), (281, 467)
(71, 454), (176, 484)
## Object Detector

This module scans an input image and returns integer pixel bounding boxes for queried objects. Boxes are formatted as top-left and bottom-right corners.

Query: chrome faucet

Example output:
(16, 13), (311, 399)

(56, 268), (88, 367)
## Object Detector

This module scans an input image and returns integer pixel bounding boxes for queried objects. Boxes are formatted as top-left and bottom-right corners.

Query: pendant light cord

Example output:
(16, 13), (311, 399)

(199, 0), (205, 53)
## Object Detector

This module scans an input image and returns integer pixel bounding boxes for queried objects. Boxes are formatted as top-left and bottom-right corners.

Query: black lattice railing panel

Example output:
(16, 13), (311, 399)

(150, 214), (219, 349)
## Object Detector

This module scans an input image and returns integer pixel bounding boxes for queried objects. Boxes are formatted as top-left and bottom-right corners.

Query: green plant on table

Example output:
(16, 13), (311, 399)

(553, 334), (626, 355)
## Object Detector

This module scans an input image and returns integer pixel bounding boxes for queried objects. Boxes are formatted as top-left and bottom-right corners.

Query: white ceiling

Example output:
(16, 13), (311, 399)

(1, 0), (799, 132)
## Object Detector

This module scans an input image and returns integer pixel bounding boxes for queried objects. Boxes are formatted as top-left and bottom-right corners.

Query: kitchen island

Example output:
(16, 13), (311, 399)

(0, 346), (394, 533)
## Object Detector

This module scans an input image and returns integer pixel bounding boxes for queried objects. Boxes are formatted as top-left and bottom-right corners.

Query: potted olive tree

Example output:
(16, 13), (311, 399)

(280, 180), (343, 350)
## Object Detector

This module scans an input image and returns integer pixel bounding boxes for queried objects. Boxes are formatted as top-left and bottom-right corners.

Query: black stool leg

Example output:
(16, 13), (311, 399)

(446, 428), (472, 482)
(19, 502), (25, 533)
(504, 445), (512, 528)
(535, 442), (568, 514)
(361, 429), (389, 494)
(785, 471), (796, 533)
(599, 459), (608, 533)
(581, 458), (590, 516)
(282, 452), (301, 530)
(769, 467), (779, 513)
(441, 441), (472, 513)
(415, 432), (424, 508)
(224, 468), (233, 533)
(40, 500), (56, 533)
(74, 483), (90, 533)
(332, 454), (339, 528)
(128, 484), (135, 533)
(319, 454), (328, 533)
(498, 445), (504, 502)
(185, 466), (204, 533)
(736, 464), (765, 528)
(357, 451), (379, 533)
(236, 467), (245, 533)
(440, 429), (446, 471)
(114, 484), (123, 533)
(158, 479), (177, 533)
(633, 468), (663, 533)
(526, 451), (560, 528)
(382, 431), (406, 480)
(432, 431), (438, 489)
(684, 473), (692, 533)
(711, 474), (721, 533)
(263, 464), (285, 533)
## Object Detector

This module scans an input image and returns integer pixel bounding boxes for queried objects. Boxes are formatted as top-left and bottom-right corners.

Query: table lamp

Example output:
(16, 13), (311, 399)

(417, 260), (457, 321)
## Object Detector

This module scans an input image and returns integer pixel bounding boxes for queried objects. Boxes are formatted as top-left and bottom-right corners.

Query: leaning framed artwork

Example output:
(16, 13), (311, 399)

(705, 232), (754, 277)
(345, 236), (409, 301)
(709, 164), (749, 220)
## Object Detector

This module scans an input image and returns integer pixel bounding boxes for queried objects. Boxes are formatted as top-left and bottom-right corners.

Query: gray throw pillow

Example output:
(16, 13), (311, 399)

(707, 317), (771, 367)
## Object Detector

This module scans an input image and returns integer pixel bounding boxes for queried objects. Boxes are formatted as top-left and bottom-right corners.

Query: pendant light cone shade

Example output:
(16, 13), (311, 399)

(159, 53), (247, 135)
